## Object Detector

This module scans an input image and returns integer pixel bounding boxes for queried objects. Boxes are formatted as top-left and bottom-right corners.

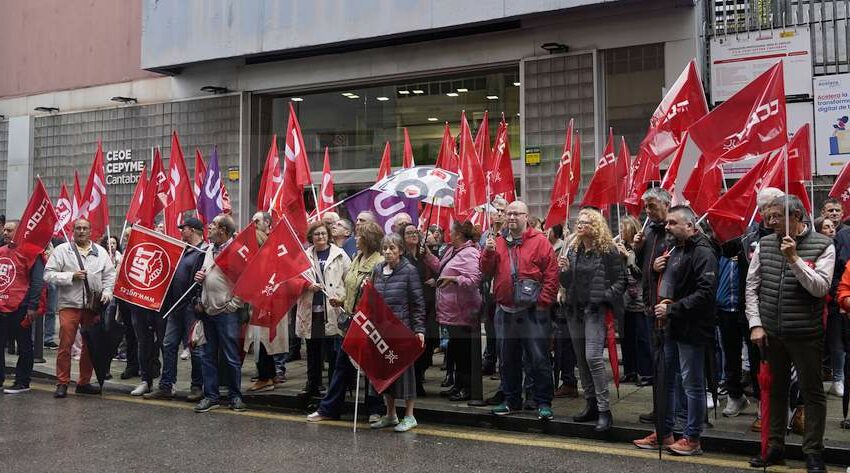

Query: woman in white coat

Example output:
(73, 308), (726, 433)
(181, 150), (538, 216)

(295, 221), (351, 397)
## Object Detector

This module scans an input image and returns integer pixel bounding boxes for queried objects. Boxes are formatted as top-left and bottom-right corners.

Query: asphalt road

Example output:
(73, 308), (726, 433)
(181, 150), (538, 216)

(0, 383), (808, 473)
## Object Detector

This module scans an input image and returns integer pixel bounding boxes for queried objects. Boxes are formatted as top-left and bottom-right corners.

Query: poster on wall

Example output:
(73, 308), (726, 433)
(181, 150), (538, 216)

(710, 28), (813, 104)
(813, 73), (850, 175)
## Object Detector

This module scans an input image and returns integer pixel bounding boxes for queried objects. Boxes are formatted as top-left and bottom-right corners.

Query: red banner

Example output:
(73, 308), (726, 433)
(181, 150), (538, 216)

(114, 225), (186, 311)
(15, 177), (59, 259)
(214, 221), (260, 284)
(342, 281), (424, 394)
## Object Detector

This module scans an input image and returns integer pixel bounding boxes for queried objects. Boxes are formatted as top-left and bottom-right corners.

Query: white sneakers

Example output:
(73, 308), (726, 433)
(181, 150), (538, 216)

(130, 381), (151, 397)
(722, 395), (750, 417)
(706, 392), (715, 410)
(828, 381), (845, 397)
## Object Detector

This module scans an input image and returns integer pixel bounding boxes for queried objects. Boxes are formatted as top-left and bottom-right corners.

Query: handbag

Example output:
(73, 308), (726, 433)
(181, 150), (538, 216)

(509, 246), (541, 309)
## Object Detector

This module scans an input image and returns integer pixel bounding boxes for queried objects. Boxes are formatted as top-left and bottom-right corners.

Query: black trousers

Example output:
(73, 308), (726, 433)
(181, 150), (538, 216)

(306, 336), (338, 389)
(256, 344), (276, 381)
(131, 307), (164, 384)
(118, 300), (139, 374)
(447, 325), (474, 391)
(717, 309), (760, 399)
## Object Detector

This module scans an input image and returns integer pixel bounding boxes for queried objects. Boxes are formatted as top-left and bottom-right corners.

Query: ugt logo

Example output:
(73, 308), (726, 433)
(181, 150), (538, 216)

(0, 257), (16, 292)
(124, 243), (172, 291)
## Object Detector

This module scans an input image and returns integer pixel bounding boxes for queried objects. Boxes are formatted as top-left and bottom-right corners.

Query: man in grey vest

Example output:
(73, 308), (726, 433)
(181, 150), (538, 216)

(745, 195), (833, 473)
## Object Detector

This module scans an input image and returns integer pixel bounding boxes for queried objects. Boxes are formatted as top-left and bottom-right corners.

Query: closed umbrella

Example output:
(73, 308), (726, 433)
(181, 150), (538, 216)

(80, 306), (126, 390)
(757, 347), (772, 471)
(604, 309), (620, 398)
(652, 321), (667, 460)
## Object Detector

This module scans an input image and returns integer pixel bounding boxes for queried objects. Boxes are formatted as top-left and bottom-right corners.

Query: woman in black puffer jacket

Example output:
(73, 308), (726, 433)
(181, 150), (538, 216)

(368, 232), (426, 433)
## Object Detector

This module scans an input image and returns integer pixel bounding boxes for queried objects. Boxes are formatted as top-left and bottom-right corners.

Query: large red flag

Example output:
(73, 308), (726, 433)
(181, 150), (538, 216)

(126, 168), (148, 225)
(15, 177), (59, 258)
(581, 129), (618, 210)
(342, 281), (425, 393)
(214, 221), (260, 284)
(270, 104), (311, 240)
(624, 148), (661, 217)
(81, 141), (109, 240)
(232, 215), (311, 314)
(164, 131), (195, 238)
(257, 135), (282, 211)
(402, 128), (415, 168)
(681, 154), (723, 216)
(435, 122), (458, 173)
(830, 160), (850, 217)
(72, 171), (83, 221)
(488, 117), (516, 202)
(113, 225), (186, 311)
(377, 141), (392, 181)
(318, 147), (335, 214)
(616, 136), (631, 204)
(763, 146), (812, 213)
(138, 148), (167, 228)
(454, 111), (487, 219)
(54, 183), (74, 239)
(545, 119), (577, 228)
(474, 111), (490, 167)
(705, 156), (770, 242)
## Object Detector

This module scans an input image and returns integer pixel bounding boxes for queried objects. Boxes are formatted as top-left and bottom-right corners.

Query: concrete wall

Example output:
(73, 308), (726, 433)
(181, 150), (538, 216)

(141, 0), (621, 69)
(0, 0), (159, 99)
(0, 120), (7, 217)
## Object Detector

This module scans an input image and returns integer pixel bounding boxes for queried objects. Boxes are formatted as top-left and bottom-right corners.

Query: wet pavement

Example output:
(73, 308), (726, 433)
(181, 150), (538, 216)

(0, 385), (805, 473)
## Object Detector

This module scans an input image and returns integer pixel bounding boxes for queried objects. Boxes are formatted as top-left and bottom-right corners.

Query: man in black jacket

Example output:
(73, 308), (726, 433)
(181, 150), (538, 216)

(633, 206), (717, 456)
(144, 218), (208, 401)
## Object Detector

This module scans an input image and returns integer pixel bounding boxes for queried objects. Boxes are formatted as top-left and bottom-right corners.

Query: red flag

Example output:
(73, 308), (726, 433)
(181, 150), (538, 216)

(270, 104), (311, 240)
(214, 221), (260, 284)
(545, 119), (577, 228)
(221, 183), (232, 214)
(138, 148), (167, 228)
(830, 160), (850, 217)
(251, 279), (302, 342)
(193, 148), (207, 213)
(705, 156), (770, 242)
(126, 168), (148, 225)
(318, 147), (335, 214)
(232, 215), (311, 314)
(763, 146), (812, 213)
(377, 141), (392, 181)
(488, 117), (516, 202)
(15, 177), (59, 258)
(616, 136), (631, 204)
(474, 111), (490, 167)
(341, 281), (424, 393)
(285, 102), (312, 187)
(581, 129), (618, 210)
(72, 171), (84, 221)
(454, 111), (487, 219)
(681, 154), (723, 216)
(54, 183), (74, 239)
(402, 128), (415, 168)
(661, 131), (688, 194)
(257, 135), (282, 211)
(435, 122), (458, 174)
(113, 225), (187, 311)
(81, 141), (109, 241)
(624, 148), (661, 217)
(0, 244), (38, 312)
(164, 131), (196, 238)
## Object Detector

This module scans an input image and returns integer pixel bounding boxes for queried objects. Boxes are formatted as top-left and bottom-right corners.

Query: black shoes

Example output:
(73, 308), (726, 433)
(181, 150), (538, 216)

(440, 373), (454, 388)
(54, 384), (68, 398)
(75, 383), (101, 395)
(804, 453), (826, 473)
(638, 410), (656, 424)
(573, 398), (599, 423)
(595, 410), (613, 433)
(748, 447), (785, 468)
(485, 391), (505, 406)
(449, 389), (470, 402)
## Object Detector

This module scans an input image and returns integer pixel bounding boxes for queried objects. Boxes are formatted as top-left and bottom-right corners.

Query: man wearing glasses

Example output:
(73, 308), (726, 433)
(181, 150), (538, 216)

(480, 200), (558, 420)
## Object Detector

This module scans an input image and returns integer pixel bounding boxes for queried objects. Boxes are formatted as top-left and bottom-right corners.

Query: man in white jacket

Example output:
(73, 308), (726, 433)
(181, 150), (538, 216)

(44, 218), (115, 398)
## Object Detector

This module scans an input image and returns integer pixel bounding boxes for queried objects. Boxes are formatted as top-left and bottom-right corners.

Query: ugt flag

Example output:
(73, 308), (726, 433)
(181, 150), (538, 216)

(342, 281), (424, 394)
(114, 225), (187, 311)
(345, 189), (419, 235)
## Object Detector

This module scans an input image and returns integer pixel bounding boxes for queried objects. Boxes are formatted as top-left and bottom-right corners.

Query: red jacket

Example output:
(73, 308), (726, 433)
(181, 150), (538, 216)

(480, 227), (559, 309)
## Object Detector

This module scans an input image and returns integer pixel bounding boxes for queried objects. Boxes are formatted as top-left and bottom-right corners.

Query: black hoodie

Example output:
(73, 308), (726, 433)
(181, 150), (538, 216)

(662, 232), (718, 345)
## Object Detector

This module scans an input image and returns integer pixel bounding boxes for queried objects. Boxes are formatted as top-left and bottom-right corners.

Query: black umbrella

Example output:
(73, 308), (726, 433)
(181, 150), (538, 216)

(652, 322), (667, 460)
(79, 303), (126, 390)
(705, 334), (719, 422)
(843, 351), (850, 427)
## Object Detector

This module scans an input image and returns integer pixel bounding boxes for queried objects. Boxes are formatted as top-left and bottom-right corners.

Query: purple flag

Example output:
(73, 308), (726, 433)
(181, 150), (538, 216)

(197, 147), (224, 223)
(345, 189), (419, 235)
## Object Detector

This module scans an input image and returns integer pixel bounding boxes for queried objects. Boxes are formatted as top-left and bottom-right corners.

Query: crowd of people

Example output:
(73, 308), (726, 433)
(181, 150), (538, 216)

(1, 185), (848, 472)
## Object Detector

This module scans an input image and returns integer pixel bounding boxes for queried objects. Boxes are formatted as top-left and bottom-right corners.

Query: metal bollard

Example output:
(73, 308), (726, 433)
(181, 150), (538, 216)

(33, 314), (46, 364)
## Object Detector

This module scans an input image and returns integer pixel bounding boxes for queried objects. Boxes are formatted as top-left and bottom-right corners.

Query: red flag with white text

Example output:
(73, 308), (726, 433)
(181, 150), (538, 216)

(54, 183), (74, 238)
(164, 131), (196, 238)
(114, 225), (187, 311)
(581, 129), (618, 210)
(488, 117), (516, 201)
(72, 171), (84, 221)
(270, 104), (311, 240)
(545, 119), (577, 228)
(193, 149), (207, 216)
(257, 135), (282, 212)
(81, 141), (109, 241)
(318, 147), (336, 214)
(214, 221), (260, 284)
(137, 148), (167, 228)
(454, 111), (487, 219)
(15, 177), (59, 258)
(342, 281), (424, 394)
(474, 111), (490, 167)
(126, 168), (148, 225)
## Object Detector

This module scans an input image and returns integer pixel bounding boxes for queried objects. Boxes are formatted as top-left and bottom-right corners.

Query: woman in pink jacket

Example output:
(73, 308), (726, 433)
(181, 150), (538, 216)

(436, 221), (483, 402)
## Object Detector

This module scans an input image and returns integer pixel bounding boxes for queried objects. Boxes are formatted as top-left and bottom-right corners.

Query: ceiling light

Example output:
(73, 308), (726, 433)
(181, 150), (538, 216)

(486, 95), (499, 100)
(200, 85), (229, 94)
(513, 82), (521, 87)
(347, 94), (360, 99)
(427, 117), (439, 122)
(457, 88), (468, 93)
(540, 42), (569, 54)
(398, 90), (410, 95)
(412, 89), (425, 94)
(376, 96), (389, 101)
(341, 92), (355, 97)
(110, 96), (137, 104)
(446, 92), (459, 97)
(34, 106), (60, 113)
(290, 97), (303, 102)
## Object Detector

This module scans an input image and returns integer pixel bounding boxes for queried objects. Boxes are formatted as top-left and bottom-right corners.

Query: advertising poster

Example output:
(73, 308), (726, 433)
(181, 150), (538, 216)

(814, 73), (850, 175)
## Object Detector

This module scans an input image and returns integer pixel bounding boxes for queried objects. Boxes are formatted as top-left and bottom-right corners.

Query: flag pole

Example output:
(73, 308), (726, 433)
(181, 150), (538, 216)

(784, 146), (790, 237)
(353, 367), (362, 433)
(119, 220), (128, 248)
(310, 184), (322, 221)
(160, 282), (199, 319)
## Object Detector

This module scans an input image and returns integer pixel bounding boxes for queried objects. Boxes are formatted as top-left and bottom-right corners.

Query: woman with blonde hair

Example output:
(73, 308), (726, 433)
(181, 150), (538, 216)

(558, 208), (626, 433)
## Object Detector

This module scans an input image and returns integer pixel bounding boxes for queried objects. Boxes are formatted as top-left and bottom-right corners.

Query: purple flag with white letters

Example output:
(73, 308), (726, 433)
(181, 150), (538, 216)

(197, 147), (224, 223)
(345, 189), (419, 235)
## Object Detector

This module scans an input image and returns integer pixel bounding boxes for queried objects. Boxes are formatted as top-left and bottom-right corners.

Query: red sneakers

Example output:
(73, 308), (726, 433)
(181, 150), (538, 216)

(633, 432), (674, 450)
(667, 437), (703, 456)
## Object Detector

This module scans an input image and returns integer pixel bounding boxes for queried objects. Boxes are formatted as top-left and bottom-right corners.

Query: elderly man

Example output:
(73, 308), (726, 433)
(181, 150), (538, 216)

(355, 211), (376, 233)
(320, 211), (340, 228)
(481, 200), (558, 420)
(252, 211), (272, 236)
(44, 218), (116, 398)
(746, 195), (833, 473)
(0, 221), (45, 394)
(193, 214), (245, 413)
(331, 219), (356, 258)
(391, 212), (413, 234)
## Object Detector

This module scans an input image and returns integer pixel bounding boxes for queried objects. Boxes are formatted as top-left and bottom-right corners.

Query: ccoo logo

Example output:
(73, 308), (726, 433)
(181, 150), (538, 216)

(123, 242), (172, 291)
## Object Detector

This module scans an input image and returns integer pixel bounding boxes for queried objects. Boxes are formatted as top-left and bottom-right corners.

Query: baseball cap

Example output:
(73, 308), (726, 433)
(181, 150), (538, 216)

(178, 217), (204, 231)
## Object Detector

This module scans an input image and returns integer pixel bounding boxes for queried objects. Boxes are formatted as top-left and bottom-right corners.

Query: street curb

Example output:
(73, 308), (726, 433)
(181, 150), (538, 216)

(12, 366), (850, 464)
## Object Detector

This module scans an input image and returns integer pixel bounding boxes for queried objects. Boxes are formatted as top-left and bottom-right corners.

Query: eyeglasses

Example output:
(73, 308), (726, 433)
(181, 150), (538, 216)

(404, 231), (419, 236)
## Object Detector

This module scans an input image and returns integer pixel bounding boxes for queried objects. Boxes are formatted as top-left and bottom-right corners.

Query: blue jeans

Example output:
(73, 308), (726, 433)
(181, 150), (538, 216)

(317, 343), (385, 418)
(43, 283), (58, 343)
(199, 312), (242, 402)
(0, 308), (33, 387)
(663, 339), (706, 440)
(160, 306), (203, 391)
(495, 307), (554, 408)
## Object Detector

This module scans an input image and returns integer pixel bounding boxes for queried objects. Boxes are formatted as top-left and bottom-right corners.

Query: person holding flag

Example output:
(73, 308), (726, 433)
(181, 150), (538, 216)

(44, 218), (116, 398)
(558, 208), (625, 433)
(0, 221), (46, 394)
(193, 214), (246, 413)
